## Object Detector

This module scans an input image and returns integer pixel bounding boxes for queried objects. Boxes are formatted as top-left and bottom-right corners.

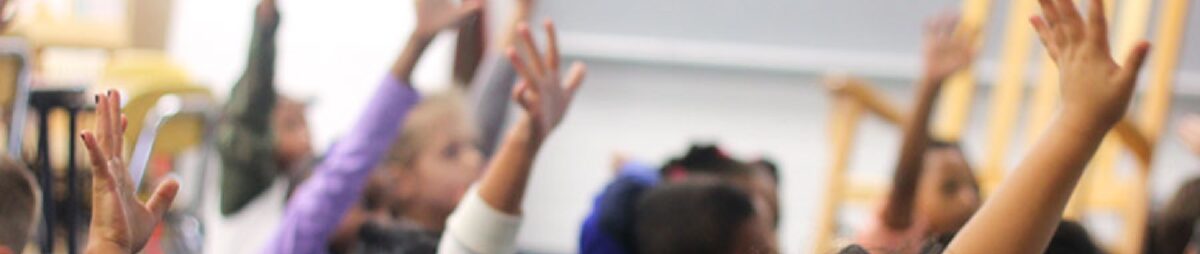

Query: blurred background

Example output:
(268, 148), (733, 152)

(5, 0), (1199, 253)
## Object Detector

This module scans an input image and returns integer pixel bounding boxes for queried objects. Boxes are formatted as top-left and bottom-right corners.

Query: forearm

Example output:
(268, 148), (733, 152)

(495, 2), (532, 51)
(85, 239), (130, 254)
(882, 76), (942, 228)
(392, 33), (435, 84)
(946, 114), (1109, 253)
(469, 54), (519, 158)
(266, 77), (420, 253)
(477, 115), (542, 214)
(228, 4), (280, 124)
(453, 12), (486, 85)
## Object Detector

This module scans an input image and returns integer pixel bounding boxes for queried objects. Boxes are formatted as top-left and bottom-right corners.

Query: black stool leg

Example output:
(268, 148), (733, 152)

(66, 109), (78, 254)
(36, 108), (53, 254)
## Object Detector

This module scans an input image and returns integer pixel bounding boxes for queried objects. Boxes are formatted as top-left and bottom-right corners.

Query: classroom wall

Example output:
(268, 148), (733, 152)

(164, 0), (1200, 253)
(518, 58), (1200, 253)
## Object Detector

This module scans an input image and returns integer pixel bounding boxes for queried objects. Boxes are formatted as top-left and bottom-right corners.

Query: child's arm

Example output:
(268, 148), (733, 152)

(882, 14), (975, 229)
(439, 20), (587, 253)
(84, 91), (180, 254)
(452, 0), (485, 85)
(945, 0), (1150, 252)
(264, 1), (480, 253)
(216, 0), (283, 216)
(469, 0), (536, 158)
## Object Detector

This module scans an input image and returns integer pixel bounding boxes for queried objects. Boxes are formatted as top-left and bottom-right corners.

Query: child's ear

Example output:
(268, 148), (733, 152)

(0, 245), (13, 254)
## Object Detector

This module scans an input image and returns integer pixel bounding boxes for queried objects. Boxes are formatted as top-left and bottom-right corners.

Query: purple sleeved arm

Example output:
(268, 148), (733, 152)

(264, 75), (420, 254)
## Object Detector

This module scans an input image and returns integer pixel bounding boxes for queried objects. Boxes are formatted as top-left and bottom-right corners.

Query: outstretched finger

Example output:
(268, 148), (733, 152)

(1037, 0), (1061, 28)
(512, 80), (538, 112)
(81, 132), (114, 182)
(1085, 0), (1109, 44)
(508, 47), (542, 85)
(1054, 0), (1084, 42)
(1030, 16), (1061, 61)
(107, 90), (122, 154)
(564, 62), (588, 98)
(517, 24), (546, 77)
(94, 93), (110, 158)
(1116, 41), (1151, 86)
(544, 19), (560, 74)
(145, 178), (180, 219)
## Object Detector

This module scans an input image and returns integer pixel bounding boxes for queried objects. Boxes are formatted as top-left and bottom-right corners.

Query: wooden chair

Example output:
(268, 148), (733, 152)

(814, 0), (1189, 253)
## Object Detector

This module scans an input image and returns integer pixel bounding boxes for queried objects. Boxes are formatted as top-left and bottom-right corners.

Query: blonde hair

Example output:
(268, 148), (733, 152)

(384, 89), (473, 169)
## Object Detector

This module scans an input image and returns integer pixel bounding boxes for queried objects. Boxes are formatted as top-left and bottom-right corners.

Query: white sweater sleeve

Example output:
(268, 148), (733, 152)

(438, 185), (523, 254)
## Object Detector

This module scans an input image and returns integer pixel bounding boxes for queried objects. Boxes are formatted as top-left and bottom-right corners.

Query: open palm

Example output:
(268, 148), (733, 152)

(84, 90), (179, 253)
(1031, 0), (1150, 127)
(507, 20), (587, 139)
(922, 13), (977, 81)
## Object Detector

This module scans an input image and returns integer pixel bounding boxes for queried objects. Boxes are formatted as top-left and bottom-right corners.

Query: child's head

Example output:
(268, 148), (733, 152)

(380, 90), (483, 230)
(273, 95), (313, 170)
(660, 145), (780, 229)
(632, 179), (776, 254)
(0, 158), (38, 254)
(915, 140), (980, 233)
(1153, 177), (1200, 254)
(917, 220), (1099, 254)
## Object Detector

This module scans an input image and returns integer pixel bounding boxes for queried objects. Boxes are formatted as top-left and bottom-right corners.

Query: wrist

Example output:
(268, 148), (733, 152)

(513, 115), (547, 152)
(1058, 108), (1116, 137)
(86, 238), (131, 254)
(409, 30), (437, 45)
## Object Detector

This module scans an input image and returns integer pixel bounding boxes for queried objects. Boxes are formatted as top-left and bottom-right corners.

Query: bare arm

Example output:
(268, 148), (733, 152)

(882, 77), (942, 229)
(452, 0), (485, 86)
(394, 0), (483, 83)
(882, 14), (975, 229)
(477, 20), (587, 214)
(946, 0), (1150, 252)
(217, 0), (282, 215)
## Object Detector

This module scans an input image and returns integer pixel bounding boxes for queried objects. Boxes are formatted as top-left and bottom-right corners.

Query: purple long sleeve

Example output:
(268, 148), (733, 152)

(264, 75), (420, 254)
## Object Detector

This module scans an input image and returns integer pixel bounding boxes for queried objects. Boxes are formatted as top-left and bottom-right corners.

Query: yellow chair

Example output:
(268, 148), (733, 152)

(814, 0), (1190, 253)
(0, 37), (32, 158)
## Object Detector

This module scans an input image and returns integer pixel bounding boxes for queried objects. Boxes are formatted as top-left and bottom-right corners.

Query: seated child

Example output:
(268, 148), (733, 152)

(632, 179), (777, 254)
(436, 18), (589, 253)
(1149, 177), (1200, 254)
(261, 0), (483, 252)
(938, 0), (1151, 252)
(579, 145), (780, 254)
(855, 13), (981, 253)
(0, 158), (37, 254)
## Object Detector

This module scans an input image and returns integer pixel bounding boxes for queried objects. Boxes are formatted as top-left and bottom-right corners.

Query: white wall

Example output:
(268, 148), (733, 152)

(166, 0), (471, 151)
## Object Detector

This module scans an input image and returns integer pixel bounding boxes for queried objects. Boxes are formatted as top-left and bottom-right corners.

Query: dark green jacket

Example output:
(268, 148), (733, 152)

(216, 4), (281, 216)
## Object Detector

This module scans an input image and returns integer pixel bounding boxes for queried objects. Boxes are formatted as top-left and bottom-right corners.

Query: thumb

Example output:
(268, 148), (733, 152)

(564, 62), (588, 97)
(145, 179), (180, 219)
(1117, 41), (1151, 85)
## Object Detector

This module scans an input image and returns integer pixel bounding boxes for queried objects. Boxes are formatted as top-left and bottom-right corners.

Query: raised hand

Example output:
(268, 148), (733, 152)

(1031, 0), (1150, 128)
(507, 19), (588, 139)
(83, 90), (180, 254)
(414, 0), (483, 39)
(257, 0), (280, 27)
(922, 13), (977, 82)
